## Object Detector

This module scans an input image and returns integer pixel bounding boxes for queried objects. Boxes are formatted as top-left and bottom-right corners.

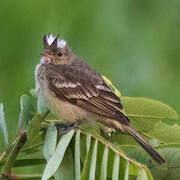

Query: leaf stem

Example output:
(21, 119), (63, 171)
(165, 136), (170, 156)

(41, 110), (50, 121)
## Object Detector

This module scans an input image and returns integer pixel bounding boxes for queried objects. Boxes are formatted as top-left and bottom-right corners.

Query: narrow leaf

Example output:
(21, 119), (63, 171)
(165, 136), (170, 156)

(128, 163), (140, 176)
(89, 139), (98, 180)
(0, 104), (8, 147)
(100, 145), (109, 180)
(75, 130), (81, 180)
(137, 169), (148, 180)
(43, 122), (57, 161)
(80, 139), (93, 180)
(112, 154), (119, 180)
(124, 160), (129, 180)
(79, 130), (153, 180)
(86, 135), (91, 153)
(42, 130), (74, 180)
(54, 146), (75, 180)
(144, 168), (154, 180)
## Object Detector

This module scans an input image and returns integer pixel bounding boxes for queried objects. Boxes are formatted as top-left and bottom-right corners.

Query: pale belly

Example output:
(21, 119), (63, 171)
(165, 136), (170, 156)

(39, 80), (90, 123)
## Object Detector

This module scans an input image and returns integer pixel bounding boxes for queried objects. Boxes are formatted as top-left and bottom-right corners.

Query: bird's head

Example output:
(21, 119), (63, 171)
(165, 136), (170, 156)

(40, 34), (74, 65)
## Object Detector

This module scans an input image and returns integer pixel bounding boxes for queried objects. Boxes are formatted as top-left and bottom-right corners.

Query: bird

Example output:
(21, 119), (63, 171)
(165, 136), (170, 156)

(35, 33), (165, 164)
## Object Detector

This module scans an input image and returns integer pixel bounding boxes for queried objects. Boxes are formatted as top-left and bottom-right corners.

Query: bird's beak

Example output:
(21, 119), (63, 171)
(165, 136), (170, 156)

(40, 49), (53, 64)
(40, 49), (54, 59)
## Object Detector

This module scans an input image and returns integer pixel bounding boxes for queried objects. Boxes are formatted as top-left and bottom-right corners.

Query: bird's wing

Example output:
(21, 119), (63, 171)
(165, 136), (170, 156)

(46, 62), (129, 125)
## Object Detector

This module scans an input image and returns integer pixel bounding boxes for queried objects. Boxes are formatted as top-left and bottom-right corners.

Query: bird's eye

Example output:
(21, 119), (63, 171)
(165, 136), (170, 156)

(57, 52), (62, 57)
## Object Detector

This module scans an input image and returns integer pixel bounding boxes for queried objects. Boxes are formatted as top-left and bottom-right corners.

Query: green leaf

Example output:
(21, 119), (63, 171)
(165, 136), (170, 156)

(121, 96), (178, 132)
(54, 146), (75, 180)
(43, 122), (57, 161)
(79, 134), (89, 165)
(30, 89), (38, 99)
(0, 104), (8, 148)
(149, 144), (180, 180)
(23, 114), (42, 151)
(129, 163), (140, 176)
(18, 95), (35, 130)
(118, 145), (151, 166)
(146, 121), (180, 144)
(42, 130), (74, 180)
(112, 154), (119, 180)
(27, 114), (41, 138)
(75, 130), (81, 180)
(37, 94), (48, 115)
(149, 139), (159, 147)
(89, 139), (98, 180)
(100, 145), (108, 180)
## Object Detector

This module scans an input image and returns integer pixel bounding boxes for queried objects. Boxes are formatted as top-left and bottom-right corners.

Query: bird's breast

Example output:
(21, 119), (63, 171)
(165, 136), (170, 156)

(35, 65), (89, 123)
(42, 85), (90, 122)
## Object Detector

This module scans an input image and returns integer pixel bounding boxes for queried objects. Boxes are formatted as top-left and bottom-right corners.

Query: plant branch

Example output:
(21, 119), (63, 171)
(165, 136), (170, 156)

(1, 132), (27, 176)
(0, 152), (6, 163)
(5, 173), (42, 180)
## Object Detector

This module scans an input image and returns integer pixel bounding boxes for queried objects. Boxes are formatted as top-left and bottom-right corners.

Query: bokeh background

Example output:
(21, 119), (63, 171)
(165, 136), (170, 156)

(0, 0), (180, 145)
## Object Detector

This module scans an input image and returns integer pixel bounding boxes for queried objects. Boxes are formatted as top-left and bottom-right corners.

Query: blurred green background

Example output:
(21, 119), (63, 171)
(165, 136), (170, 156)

(0, 0), (180, 143)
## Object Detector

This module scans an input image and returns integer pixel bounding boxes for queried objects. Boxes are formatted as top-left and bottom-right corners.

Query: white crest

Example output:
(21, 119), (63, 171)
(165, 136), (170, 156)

(46, 34), (56, 46)
(57, 39), (67, 48)
(46, 33), (67, 48)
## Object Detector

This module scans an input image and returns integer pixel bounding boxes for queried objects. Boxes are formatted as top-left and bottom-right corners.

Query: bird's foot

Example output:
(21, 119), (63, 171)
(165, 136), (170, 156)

(55, 122), (80, 135)
(99, 124), (116, 137)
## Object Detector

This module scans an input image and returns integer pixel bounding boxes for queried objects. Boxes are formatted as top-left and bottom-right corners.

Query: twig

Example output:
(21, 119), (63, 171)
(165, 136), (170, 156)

(1, 132), (27, 176)
(5, 173), (42, 180)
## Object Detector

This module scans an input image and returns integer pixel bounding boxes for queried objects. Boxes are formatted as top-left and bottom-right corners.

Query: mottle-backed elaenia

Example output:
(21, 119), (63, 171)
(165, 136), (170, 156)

(35, 33), (165, 164)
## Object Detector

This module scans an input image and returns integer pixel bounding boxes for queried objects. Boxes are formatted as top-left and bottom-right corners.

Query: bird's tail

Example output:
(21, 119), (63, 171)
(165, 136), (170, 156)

(123, 125), (165, 164)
